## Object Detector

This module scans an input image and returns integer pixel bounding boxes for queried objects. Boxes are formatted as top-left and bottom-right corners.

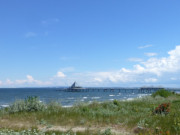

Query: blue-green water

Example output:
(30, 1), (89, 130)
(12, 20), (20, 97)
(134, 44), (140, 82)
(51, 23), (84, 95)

(0, 88), (152, 108)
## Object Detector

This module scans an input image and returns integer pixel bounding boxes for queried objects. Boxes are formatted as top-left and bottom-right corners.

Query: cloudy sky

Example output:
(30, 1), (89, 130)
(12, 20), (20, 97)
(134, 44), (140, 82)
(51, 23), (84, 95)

(1, 0), (180, 87)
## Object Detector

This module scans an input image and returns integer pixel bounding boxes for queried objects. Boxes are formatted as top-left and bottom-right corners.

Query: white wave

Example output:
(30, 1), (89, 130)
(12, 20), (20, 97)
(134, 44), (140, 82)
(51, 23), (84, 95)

(83, 97), (87, 99)
(92, 97), (100, 99)
(139, 94), (149, 96)
(138, 94), (150, 98)
(62, 105), (73, 108)
(126, 98), (133, 101)
(67, 97), (74, 99)
(1, 105), (9, 107)
(109, 95), (115, 97)
(109, 99), (114, 101)
(121, 97), (136, 101)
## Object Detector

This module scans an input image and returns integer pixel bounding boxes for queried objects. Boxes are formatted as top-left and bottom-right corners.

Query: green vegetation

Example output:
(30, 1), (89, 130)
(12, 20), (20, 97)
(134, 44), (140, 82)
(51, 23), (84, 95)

(0, 90), (180, 134)
(152, 89), (173, 98)
(0, 128), (114, 135)
(9, 96), (45, 113)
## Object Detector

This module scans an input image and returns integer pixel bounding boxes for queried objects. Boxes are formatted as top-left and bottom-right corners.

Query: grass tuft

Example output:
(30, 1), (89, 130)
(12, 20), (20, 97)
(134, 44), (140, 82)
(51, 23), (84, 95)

(152, 89), (173, 98)
(8, 96), (45, 113)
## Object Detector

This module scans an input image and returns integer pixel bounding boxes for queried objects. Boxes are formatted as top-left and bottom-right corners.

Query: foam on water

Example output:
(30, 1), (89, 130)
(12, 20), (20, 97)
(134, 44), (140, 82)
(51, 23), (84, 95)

(67, 97), (75, 99)
(137, 93), (151, 98)
(62, 105), (73, 108)
(126, 98), (134, 101)
(92, 97), (100, 99)
(1, 104), (9, 108)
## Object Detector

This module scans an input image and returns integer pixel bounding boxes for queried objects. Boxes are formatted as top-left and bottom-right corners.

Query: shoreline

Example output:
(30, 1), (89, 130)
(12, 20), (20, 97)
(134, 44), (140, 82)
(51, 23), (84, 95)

(0, 89), (179, 134)
(0, 93), (151, 109)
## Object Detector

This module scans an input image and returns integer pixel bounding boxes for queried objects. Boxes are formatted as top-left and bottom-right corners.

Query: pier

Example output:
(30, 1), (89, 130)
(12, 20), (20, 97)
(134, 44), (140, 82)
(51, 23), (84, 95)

(63, 87), (164, 93)
(60, 82), (180, 93)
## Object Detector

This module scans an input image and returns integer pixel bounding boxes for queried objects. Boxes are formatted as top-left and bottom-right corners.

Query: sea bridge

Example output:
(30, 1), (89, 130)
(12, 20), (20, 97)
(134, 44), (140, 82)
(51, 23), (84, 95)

(63, 87), (172, 93)
(60, 82), (180, 93)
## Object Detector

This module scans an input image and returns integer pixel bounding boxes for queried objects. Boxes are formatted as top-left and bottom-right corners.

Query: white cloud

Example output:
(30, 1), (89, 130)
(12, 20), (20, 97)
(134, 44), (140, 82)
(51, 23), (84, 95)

(142, 46), (180, 75)
(2, 46), (180, 87)
(56, 72), (66, 78)
(24, 75), (52, 85)
(27, 75), (34, 82)
(15, 79), (27, 84)
(144, 78), (158, 83)
(144, 53), (157, 57)
(6, 79), (13, 85)
(128, 58), (143, 62)
(89, 45), (180, 84)
(46, 45), (180, 87)
(0, 81), (2, 85)
(16, 75), (34, 84)
(41, 18), (59, 26)
(9, 75), (52, 87)
(138, 44), (152, 49)
(25, 32), (37, 38)
(94, 72), (119, 83)
(94, 78), (103, 82)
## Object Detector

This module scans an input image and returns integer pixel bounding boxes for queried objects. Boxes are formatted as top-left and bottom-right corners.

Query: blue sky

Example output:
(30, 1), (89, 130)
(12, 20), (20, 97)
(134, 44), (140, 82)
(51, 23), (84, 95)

(1, 0), (180, 87)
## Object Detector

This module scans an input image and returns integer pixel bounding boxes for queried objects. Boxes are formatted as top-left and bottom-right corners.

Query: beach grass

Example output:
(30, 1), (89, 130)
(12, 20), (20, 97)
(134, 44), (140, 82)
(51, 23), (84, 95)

(0, 90), (180, 134)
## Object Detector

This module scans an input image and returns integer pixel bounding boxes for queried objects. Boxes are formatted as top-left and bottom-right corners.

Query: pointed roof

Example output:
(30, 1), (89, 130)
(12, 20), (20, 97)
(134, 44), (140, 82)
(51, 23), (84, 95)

(70, 82), (81, 88)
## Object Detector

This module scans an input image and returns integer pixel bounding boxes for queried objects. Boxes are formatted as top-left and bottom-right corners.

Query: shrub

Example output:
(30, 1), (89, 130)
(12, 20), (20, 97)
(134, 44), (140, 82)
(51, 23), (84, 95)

(113, 100), (120, 106)
(9, 96), (45, 113)
(102, 128), (112, 135)
(152, 89), (173, 98)
(153, 103), (170, 115)
(46, 101), (61, 113)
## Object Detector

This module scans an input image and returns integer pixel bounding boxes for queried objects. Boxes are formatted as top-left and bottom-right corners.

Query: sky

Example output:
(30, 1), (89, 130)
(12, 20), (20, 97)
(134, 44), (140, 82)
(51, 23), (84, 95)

(1, 0), (180, 87)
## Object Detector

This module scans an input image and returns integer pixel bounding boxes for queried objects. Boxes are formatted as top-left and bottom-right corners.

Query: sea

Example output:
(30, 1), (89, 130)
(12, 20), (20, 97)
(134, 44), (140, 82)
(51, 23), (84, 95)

(1, 87), (178, 108)
(0, 87), (154, 108)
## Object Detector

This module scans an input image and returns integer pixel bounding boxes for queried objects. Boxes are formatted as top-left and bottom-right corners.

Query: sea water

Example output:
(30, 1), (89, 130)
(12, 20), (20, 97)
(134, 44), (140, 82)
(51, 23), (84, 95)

(0, 88), (152, 108)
